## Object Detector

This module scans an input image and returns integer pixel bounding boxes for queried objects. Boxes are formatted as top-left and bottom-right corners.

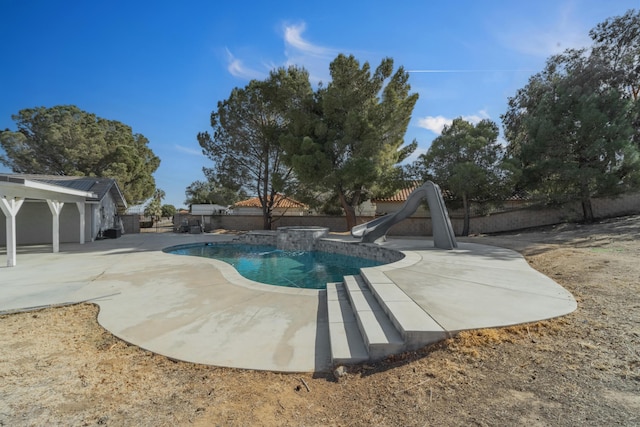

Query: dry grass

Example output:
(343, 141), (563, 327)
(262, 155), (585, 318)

(1, 215), (639, 426)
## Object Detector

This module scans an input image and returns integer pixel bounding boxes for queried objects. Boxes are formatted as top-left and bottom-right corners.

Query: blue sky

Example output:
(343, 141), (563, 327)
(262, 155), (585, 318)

(1, 0), (636, 208)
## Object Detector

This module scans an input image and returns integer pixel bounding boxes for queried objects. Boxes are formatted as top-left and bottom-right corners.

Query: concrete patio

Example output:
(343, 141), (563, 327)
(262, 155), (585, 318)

(0, 232), (577, 373)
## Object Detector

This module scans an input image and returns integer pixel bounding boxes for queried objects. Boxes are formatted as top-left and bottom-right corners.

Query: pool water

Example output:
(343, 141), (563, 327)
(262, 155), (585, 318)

(165, 243), (383, 289)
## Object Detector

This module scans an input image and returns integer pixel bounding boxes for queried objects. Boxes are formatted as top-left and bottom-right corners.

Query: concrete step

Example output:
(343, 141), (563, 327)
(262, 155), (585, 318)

(360, 268), (448, 349)
(326, 282), (369, 365)
(342, 275), (404, 360)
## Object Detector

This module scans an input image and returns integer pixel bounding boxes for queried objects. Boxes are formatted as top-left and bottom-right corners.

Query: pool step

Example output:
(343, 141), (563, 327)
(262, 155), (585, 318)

(342, 275), (404, 361)
(359, 269), (448, 349)
(327, 271), (448, 366)
(326, 282), (369, 365)
(327, 277), (403, 365)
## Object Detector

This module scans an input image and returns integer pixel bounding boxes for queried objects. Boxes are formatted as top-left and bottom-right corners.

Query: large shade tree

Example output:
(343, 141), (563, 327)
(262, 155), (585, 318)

(416, 118), (511, 236)
(283, 54), (418, 229)
(589, 9), (640, 147)
(197, 66), (312, 229)
(0, 105), (160, 204)
(503, 40), (640, 222)
(590, 9), (640, 102)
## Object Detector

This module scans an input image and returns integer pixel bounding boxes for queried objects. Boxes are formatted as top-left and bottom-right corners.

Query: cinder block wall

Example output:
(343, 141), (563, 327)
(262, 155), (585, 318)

(172, 192), (640, 236)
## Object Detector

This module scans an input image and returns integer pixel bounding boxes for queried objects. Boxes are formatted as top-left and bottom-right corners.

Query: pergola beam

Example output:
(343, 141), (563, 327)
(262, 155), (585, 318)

(0, 177), (96, 267)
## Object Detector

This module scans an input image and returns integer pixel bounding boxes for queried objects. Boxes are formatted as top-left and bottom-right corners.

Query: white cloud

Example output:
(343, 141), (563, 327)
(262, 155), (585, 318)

(462, 109), (491, 124)
(225, 48), (265, 80)
(417, 115), (451, 135)
(283, 23), (337, 58)
(175, 144), (203, 156)
(282, 22), (339, 84)
(223, 21), (339, 84)
(417, 110), (492, 135)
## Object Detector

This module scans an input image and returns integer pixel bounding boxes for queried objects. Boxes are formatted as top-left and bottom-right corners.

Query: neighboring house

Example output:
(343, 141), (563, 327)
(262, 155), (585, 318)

(0, 174), (127, 249)
(190, 204), (229, 215)
(374, 181), (530, 218)
(372, 182), (429, 217)
(232, 194), (309, 216)
(354, 199), (377, 217)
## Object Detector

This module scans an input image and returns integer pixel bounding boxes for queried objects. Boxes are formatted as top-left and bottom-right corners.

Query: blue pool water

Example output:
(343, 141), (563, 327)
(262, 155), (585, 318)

(164, 243), (383, 289)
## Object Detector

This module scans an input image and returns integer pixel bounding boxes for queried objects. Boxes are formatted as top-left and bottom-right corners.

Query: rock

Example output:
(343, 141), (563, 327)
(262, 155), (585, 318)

(333, 366), (348, 379)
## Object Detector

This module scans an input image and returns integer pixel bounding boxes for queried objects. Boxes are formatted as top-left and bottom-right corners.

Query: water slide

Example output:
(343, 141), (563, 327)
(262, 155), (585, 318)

(351, 181), (458, 249)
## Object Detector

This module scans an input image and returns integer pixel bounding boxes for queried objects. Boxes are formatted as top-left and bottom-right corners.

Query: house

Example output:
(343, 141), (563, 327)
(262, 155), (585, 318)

(374, 181), (531, 218)
(0, 173), (127, 266)
(372, 182), (429, 217)
(232, 194), (309, 216)
(190, 204), (229, 215)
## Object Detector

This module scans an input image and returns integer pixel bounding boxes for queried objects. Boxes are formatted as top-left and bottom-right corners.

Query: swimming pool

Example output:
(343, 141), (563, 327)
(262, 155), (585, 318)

(164, 243), (384, 289)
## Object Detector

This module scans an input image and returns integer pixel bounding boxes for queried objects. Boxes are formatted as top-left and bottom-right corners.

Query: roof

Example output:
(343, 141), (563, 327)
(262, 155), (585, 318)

(373, 182), (420, 203)
(0, 174), (98, 203)
(373, 181), (453, 203)
(0, 173), (127, 209)
(234, 194), (308, 209)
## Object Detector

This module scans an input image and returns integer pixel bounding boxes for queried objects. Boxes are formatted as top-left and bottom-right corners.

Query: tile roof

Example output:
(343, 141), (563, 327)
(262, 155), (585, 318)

(234, 194), (308, 209)
(373, 182), (421, 202)
(373, 181), (454, 202)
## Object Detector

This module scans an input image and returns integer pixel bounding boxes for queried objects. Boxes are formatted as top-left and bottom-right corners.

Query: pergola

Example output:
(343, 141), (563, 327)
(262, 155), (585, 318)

(0, 175), (97, 267)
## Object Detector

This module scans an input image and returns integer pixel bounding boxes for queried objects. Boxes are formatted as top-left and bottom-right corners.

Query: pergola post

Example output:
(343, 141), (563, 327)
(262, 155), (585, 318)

(76, 202), (85, 244)
(46, 200), (64, 253)
(0, 196), (25, 267)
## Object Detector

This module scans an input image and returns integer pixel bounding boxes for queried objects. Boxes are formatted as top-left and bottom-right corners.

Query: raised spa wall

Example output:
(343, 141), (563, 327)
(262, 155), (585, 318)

(235, 227), (404, 264)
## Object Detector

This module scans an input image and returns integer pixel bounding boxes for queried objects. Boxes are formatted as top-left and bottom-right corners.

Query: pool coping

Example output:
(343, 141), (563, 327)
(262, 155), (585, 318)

(0, 232), (577, 373)
(160, 240), (420, 296)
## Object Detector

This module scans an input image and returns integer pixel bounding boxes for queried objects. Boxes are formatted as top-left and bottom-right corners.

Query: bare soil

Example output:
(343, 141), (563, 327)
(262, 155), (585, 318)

(1, 215), (639, 426)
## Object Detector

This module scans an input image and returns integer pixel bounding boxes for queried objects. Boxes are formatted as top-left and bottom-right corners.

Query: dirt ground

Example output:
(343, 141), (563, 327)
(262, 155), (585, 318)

(1, 215), (639, 426)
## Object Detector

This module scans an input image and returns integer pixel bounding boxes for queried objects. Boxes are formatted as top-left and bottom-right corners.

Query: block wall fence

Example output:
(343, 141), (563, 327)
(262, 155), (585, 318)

(175, 192), (640, 236)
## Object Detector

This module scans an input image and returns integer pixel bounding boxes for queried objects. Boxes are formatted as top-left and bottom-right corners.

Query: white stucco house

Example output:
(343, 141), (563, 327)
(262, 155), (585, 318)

(232, 194), (309, 216)
(0, 174), (127, 266)
(190, 204), (229, 215)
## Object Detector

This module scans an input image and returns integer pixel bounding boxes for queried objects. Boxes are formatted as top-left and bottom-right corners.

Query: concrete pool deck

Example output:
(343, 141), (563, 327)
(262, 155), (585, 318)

(0, 232), (577, 373)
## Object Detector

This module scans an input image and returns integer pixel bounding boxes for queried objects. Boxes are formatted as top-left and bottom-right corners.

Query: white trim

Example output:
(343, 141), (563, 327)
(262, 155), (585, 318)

(0, 177), (97, 199)
(46, 200), (64, 253)
(76, 202), (86, 244)
(0, 197), (25, 267)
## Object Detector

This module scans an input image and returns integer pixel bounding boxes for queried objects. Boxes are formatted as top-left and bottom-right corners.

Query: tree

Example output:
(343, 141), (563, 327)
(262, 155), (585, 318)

(161, 204), (176, 218)
(416, 118), (510, 236)
(184, 179), (244, 206)
(503, 49), (640, 222)
(144, 188), (164, 223)
(589, 9), (640, 148)
(283, 54), (418, 229)
(590, 9), (640, 101)
(0, 105), (160, 203)
(198, 67), (312, 229)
